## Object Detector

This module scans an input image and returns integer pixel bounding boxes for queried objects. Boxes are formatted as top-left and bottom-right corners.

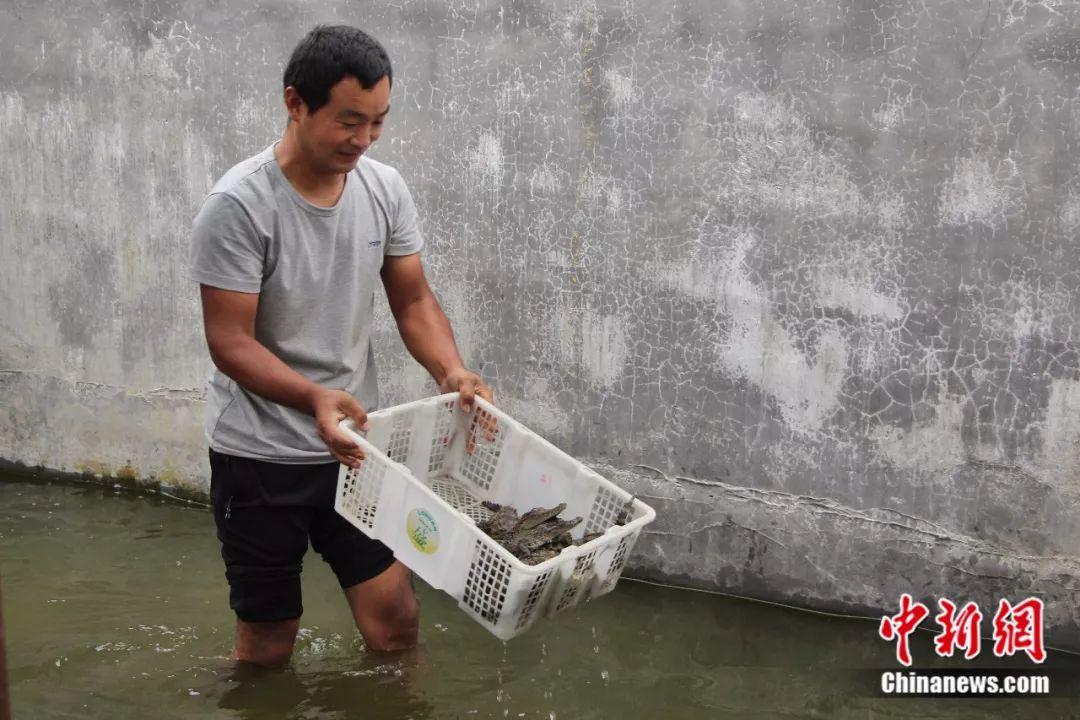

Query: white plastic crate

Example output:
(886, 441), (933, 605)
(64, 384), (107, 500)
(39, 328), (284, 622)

(334, 392), (656, 641)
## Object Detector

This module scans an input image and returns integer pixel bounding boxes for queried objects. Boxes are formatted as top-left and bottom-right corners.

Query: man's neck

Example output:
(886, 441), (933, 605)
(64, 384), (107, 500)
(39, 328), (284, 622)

(274, 131), (346, 208)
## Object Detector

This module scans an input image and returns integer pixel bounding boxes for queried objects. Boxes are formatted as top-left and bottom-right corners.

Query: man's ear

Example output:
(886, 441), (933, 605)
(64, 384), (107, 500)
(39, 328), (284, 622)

(283, 86), (306, 124)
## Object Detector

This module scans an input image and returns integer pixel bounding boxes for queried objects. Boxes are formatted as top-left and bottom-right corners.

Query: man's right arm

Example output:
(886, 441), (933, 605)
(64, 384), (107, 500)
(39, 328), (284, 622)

(199, 286), (318, 414)
(199, 285), (370, 468)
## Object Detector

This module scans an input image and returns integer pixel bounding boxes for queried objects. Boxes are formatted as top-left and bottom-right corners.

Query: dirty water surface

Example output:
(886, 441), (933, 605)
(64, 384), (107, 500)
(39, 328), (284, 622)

(2, 474), (1079, 719)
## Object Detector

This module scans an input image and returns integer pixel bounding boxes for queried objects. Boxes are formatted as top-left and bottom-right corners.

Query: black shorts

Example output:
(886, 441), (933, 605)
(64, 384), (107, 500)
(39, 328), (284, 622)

(208, 448), (396, 623)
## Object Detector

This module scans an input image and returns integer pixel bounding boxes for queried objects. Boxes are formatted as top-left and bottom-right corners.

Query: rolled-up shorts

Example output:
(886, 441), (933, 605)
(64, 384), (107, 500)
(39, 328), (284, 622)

(208, 448), (396, 622)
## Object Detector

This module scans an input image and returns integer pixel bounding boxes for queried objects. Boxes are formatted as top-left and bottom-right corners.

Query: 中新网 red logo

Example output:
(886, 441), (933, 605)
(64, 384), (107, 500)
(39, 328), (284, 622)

(879, 595), (1045, 666)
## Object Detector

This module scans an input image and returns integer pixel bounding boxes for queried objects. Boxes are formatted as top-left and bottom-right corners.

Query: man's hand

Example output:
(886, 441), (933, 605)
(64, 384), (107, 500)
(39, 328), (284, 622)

(439, 366), (493, 412)
(439, 367), (496, 454)
(311, 387), (370, 468)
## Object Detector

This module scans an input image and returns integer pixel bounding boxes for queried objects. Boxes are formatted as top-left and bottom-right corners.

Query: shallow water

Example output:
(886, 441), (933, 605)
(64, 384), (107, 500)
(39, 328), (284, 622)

(2, 475), (1079, 719)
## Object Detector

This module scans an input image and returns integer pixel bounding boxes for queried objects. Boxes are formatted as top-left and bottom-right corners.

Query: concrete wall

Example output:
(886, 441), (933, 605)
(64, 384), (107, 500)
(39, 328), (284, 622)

(3, 0), (1080, 648)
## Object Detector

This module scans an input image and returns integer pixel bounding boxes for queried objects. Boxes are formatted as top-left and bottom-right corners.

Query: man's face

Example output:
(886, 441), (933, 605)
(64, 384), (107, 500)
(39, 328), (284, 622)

(287, 75), (391, 174)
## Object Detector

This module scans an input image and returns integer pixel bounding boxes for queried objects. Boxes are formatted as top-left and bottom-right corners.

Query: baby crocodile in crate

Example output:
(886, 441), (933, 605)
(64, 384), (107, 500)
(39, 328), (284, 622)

(476, 499), (634, 565)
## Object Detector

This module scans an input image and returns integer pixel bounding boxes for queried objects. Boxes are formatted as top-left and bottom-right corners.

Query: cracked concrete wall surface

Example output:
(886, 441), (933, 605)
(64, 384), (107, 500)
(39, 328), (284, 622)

(3, 0), (1080, 648)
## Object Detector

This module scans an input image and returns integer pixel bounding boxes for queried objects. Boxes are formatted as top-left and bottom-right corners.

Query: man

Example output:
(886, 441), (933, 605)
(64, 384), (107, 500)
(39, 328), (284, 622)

(189, 25), (491, 667)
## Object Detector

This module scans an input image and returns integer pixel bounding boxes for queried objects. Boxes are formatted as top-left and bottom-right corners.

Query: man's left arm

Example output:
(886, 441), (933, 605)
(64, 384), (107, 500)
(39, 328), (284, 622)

(381, 253), (492, 413)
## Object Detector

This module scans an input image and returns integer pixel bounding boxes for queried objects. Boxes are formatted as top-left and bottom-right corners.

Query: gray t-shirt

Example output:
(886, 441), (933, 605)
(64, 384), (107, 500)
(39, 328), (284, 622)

(189, 143), (424, 463)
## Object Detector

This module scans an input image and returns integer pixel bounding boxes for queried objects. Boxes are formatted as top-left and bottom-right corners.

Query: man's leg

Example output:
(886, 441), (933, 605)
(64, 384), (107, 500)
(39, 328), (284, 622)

(234, 617), (301, 667)
(343, 561), (420, 652)
(209, 450), (312, 668)
(308, 473), (419, 652)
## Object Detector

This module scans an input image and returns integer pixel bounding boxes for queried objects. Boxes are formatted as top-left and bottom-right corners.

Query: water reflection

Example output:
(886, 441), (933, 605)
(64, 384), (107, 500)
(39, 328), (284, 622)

(212, 661), (435, 720)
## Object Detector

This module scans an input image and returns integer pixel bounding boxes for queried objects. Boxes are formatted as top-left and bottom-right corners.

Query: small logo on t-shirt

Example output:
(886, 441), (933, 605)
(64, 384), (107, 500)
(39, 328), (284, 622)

(368, 239), (383, 248)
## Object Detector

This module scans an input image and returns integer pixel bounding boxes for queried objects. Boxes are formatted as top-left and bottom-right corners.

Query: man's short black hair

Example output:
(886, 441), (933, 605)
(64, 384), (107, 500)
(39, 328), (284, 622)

(283, 25), (393, 114)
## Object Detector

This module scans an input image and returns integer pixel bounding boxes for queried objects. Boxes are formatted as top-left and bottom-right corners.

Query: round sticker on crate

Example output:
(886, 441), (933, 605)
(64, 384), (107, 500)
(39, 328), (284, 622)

(406, 508), (440, 554)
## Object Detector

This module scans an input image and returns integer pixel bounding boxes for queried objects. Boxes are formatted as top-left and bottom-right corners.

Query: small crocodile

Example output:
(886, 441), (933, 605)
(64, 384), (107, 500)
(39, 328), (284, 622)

(614, 498), (635, 526)
(478, 502), (518, 540)
(508, 516), (582, 558)
(515, 503), (567, 532)
(477, 502), (590, 564)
